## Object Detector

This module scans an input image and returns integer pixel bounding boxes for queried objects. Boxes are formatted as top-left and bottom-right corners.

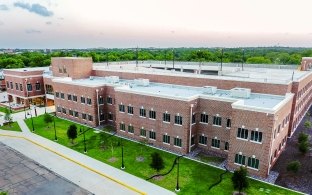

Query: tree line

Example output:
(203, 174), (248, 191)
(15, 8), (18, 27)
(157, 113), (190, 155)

(1, 47), (312, 69)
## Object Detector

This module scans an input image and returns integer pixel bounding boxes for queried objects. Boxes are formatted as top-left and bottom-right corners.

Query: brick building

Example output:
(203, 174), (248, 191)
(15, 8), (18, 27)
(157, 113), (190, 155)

(4, 57), (312, 178)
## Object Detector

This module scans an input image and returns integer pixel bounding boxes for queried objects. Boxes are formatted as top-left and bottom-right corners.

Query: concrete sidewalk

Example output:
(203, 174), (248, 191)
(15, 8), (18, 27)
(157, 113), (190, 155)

(0, 131), (175, 195)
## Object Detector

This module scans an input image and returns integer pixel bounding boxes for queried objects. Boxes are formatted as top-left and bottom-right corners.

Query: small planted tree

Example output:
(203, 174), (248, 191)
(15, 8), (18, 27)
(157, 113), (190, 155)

(67, 124), (77, 144)
(43, 113), (53, 128)
(232, 166), (249, 195)
(287, 160), (301, 173)
(150, 152), (165, 172)
(4, 107), (12, 126)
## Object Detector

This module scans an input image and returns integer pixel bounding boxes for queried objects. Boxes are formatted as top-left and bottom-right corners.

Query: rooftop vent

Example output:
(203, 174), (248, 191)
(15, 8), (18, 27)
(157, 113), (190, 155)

(230, 87), (251, 98)
(134, 78), (149, 86)
(203, 86), (217, 94)
(89, 76), (94, 80)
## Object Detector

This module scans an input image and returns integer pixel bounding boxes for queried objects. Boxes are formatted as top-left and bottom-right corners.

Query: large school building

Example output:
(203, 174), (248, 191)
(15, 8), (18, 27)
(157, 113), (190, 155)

(4, 57), (312, 178)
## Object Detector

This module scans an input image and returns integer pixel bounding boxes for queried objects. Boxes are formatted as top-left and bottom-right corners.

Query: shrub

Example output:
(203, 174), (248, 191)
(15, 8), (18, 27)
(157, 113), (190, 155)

(150, 152), (165, 172)
(287, 161), (301, 173)
(298, 141), (309, 155)
(67, 124), (77, 144)
(232, 166), (249, 195)
(298, 132), (309, 143)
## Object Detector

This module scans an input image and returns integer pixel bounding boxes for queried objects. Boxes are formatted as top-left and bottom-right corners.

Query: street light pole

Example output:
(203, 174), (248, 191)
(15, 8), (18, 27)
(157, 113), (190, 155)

(53, 113), (57, 141)
(242, 48), (245, 71)
(83, 125), (87, 153)
(29, 109), (35, 132)
(24, 105), (27, 119)
(175, 157), (180, 192)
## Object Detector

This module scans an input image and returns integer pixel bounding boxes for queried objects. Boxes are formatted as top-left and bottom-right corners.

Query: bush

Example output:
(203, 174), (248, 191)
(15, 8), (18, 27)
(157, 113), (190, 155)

(287, 161), (301, 173)
(150, 152), (165, 172)
(298, 132), (309, 143)
(298, 141), (309, 155)
(67, 124), (77, 144)
(232, 166), (249, 195)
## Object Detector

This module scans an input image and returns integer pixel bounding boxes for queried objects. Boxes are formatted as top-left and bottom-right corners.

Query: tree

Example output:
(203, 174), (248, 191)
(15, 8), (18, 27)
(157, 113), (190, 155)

(232, 166), (249, 195)
(287, 161), (301, 173)
(4, 107), (12, 125)
(67, 124), (77, 144)
(150, 152), (165, 172)
(43, 113), (53, 128)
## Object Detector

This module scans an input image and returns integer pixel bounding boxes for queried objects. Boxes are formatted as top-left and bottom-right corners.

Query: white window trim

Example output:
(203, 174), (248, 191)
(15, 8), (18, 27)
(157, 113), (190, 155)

(249, 140), (262, 144)
(211, 146), (220, 150)
(212, 124), (222, 127)
(236, 137), (248, 141)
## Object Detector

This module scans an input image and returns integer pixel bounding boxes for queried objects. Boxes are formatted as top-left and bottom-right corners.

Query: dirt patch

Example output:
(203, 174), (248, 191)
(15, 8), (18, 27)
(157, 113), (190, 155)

(108, 157), (118, 163)
(152, 175), (163, 181)
(136, 156), (145, 162)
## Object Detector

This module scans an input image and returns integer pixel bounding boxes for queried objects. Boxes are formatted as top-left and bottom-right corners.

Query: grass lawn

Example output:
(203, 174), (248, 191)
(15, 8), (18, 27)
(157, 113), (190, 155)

(25, 115), (300, 195)
(0, 106), (28, 114)
(0, 122), (22, 132)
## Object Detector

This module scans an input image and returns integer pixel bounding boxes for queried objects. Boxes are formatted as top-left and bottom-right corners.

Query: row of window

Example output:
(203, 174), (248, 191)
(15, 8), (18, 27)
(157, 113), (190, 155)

(273, 114), (290, 139)
(55, 92), (112, 106)
(235, 154), (260, 169)
(237, 128), (263, 143)
(56, 107), (93, 121)
(198, 114), (231, 128)
(198, 135), (229, 150)
(6, 81), (41, 92)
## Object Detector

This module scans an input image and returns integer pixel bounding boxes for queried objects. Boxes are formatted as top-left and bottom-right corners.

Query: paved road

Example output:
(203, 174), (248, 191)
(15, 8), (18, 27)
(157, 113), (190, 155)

(0, 142), (91, 195)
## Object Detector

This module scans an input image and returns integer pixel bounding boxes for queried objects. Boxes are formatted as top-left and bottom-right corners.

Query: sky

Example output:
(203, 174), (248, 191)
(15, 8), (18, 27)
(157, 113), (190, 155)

(0, 0), (312, 49)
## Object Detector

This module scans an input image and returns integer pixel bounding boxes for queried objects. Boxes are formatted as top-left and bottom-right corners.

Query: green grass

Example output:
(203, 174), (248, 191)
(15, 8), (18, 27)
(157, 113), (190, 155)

(0, 121), (22, 132)
(25, 115), (301, 195)
(0, 106), (28, 114)
(197, 153), (225, 165)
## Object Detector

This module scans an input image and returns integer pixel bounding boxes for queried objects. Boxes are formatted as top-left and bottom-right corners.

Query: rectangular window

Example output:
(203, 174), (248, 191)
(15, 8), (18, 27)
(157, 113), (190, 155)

(45, 84), (53, 94)
(69, 110), (73, 116)
(163, 113), (170, 122)
(149, 131), (156, 140)
(63, 67), (67, 73)
(62, 108), (66, 114)
(127, 106), (133, 115)
(88, 115), (93, 121)
(191, 136), (195, 145)
(35, 83), (41, 91)
(27, 83), (32, 91)
(140, 128), (146, 137)
(81, 97), (85, 104)
(277, 124), (281, 133)
(6, 81), (9, 88)
(120, 123), (125, 131)
(59, 67), (62, 73)
(226, 119), (231, 128)
(73, 95), (77, 102)
(87, 98), (91, 105)
(82, 113), (87, 120)
(108, 113), (113, 121)
(250, 131), (262, 143)
(119, 104), (125, 112)
(225, 142), (229, 150)
(10, 82), (13, 89)
(237, 128), (248, 139)
(15, 83), (18, 90)
(20, 84), (23, 91)
(55, 92), (59, 98)
(74, 111), (79, 117)
(107, 97), (113, 104)
(100, 113), (105, 121)
(140, 108), (146, 117)
(60, 93), (64, 99)
(128, 125), (134, 133)
(99, 97), (104, 105)
(57, 106), (61, 112)
(174, 115), (182, 125)
(192, 114), (196, 124)
(247, 157), (260, 169)
(235, 154), (246, 165)
(211, 138), (220, 148)
(67, 94), (72, 100)
(200, 114), (208, 123)
(149, 110), (156, 119)
(213, 116), (222, 126)
(174, 138), (182, 147)
(163, 135), (170, 144)
(199, 135), (207, 145)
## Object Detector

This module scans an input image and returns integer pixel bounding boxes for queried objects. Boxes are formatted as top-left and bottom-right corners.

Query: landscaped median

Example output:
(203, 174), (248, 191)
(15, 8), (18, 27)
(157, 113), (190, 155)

(24, 115), (302, 195)
(0, 122), (22, 132)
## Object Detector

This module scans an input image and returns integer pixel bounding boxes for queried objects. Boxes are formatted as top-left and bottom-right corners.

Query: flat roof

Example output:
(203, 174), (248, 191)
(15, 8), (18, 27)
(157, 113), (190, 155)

(5, 67), (50, 72)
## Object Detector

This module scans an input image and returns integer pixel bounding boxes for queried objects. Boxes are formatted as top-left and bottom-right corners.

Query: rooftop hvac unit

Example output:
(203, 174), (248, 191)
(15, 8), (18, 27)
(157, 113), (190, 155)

(230, 87), (251, 98)
(106, 76), (119, 83)
(89, 76), (94, 80)
(134, 78), (149, 86)
(203, 86), (217, 94)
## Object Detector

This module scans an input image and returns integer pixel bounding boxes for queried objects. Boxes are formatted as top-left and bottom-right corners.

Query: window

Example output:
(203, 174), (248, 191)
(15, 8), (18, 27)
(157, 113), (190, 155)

(67, 94), (72, 101)
(128, 125), (134, 133)
(273, 129), (277, 139)
(63, 67), (67, 73)
(163, 135), (170, 144)
(15, 83), (18, 90)
(247, 157), (260, 169)
(226, 119), (231, 128)
(74, 111), (79, 117)
(35, 83), (41, 91)
(119, 104), (125, 112)
(235, 154), (246, 165)
(88, 115), (93, 121)
(20, 84), (23, 91)
(200, 114), (208, 123)
(127, 106), (133, 115)
(73, 95), (77, 102)
(174, 138), (182, 147)
(149, 131), (156, 140)
(140, 108), (146, 117)
(149, 110), (156, 119)
(213, 116), (222, 126)
(60, 93), (65, 99)
(82, 113), (87, 120)
(69, 110), (73, 116)
(107, 97), (113, 104)
(163, 113), (170, 122)
(108, 113), (113, 121)
(225, 142), (229, 150)
(27, 83), (32, 91)
(199, 135), (207, 145)
(100, 113), (104, 121)
(237, 128), (248, 139)
(250, 131), (262, 143)
(175, 115), (182, 125)
(120, 123), (125, 131)
(59, 67), (62, 73)
(10, 82), (13, 89)
(191, 136), (195, 145)
(55, 92), (59, 98)
(6, 81), (9, 88)
(140, 128), (146, 137)
(192, 114), (196, 124)
(99, 96), (104, 105)
(211, 138), (220, 148)
(86, 98), (91, 105)
(277, 124), (281, 134)
(62, 108), (66, 114)
(45, 84), (53, 94)
(81, 97), (85, 103)
(57, 106), (61, 112)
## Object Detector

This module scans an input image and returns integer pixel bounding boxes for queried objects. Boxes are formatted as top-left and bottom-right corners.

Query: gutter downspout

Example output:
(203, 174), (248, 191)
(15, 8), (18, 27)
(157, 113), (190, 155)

(96, 89), (100, 126)
(189, 104), (194, 153)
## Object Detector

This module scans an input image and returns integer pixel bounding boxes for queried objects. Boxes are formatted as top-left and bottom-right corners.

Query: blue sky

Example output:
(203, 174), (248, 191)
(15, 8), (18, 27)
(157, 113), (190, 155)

(0, 0), (312, 48)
